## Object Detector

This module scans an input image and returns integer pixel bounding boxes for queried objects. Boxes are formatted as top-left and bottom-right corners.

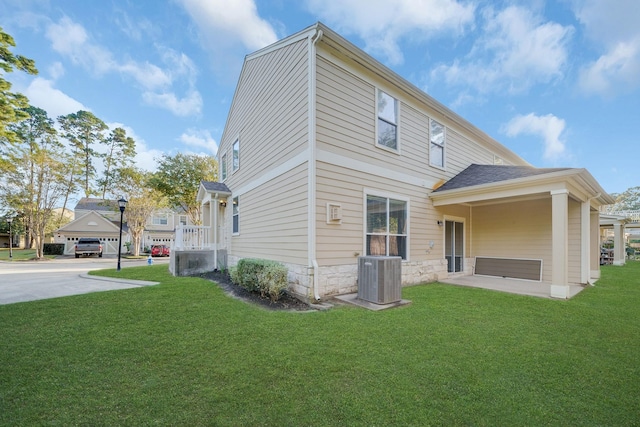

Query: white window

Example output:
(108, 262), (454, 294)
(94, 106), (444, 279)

(232, 140), (239, 172)
(152, 214), (168, 225)
(430, 119), (445, 168)
(366, 195), (407, 260)
(377, 90), (398, 151)
(179, 215), (187, 226)
(221, 154), (227, 180)
(232, 197), (239, 234)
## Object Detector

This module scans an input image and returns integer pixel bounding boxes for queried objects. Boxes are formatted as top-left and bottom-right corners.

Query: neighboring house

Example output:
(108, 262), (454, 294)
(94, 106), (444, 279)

(55, 198), (192, 255)
(194, 22), (613, 300)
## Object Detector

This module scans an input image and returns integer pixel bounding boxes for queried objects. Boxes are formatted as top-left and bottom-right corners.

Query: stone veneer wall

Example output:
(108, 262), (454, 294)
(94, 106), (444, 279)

(227, 255), (453, 302)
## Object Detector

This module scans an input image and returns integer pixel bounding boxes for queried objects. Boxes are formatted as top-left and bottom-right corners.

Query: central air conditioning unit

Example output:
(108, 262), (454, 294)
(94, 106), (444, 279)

(357, 256), (402, 304)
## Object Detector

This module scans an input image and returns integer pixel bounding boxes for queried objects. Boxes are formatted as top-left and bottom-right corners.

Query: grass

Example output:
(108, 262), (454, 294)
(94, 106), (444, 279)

(0, 248), (55, 261)
(1, 263), (639, 425)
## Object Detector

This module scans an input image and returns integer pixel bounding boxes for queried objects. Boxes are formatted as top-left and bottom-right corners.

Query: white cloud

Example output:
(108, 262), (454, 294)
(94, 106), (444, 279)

(142, 91), (203, 117)
(23, 77), (87, 118)
(178, 128), (219, 154)
(502, 113), (567, 162)
(573, 0), (640, 96)
(44, 16), (202, 116)
(178, 0), (278, 51)
(430, 5), (572, 95)
(48, 62), (65, 80)
(306, 0), (475, 65)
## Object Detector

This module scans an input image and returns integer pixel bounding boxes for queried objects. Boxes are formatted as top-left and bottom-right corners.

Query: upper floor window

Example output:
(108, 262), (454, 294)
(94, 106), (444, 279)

(221, 154), (227, 180)
(366, 194), (407, 260)
(152, 214), (168, 226)
(179, 215), (188, 226)
(232, 197), (239, 234)
(232, 140), (239, 172)
(430, 119), (445, 168)
(377, 90), (398, 151)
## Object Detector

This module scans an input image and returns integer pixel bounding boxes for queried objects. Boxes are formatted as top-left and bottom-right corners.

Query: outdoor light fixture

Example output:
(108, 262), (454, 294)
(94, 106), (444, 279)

(6, 217), (13, 260)
(437, 220), (444, 226)
(117, 197), (128, 271)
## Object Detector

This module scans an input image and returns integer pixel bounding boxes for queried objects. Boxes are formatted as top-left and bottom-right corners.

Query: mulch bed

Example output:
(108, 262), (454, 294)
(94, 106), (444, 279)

(199, 270), (313, 312)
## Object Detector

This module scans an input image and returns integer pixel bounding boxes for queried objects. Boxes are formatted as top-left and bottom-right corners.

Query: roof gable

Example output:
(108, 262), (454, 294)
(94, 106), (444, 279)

(75, 198), (117, 212)
(56, 211), (122, 233)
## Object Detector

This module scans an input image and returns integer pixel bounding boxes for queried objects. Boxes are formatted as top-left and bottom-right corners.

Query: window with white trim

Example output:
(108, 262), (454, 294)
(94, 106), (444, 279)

(232, 140), (239, 172)
(179, 215), (187, 226)
(430, 118), (445, 168)
(377, 90), (398, 150)
(221, 154), (227, 180)
(152, 213), (168, 225)
(232, 197), (239, 234)
(366, 195), (407, 259)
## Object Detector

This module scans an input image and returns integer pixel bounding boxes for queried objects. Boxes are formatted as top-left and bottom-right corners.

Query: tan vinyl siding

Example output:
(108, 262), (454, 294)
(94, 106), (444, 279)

(315, 161), (437, 266)
(230, 164), (308, 265)
(568, 198), (582, 284)
(316, 54), (519, 200)
(221, 39), (309, 191)
(472, 199), (552, 282)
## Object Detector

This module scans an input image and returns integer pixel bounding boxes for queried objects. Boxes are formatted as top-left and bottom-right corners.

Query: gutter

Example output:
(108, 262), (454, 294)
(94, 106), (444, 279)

(308, 28), (323, 301)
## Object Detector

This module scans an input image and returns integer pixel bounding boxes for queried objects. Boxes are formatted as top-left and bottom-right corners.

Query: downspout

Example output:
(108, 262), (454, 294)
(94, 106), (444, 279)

(586, 192), (600, 285)
(309, 28), (323, 301)
(213, 193), (218, 271)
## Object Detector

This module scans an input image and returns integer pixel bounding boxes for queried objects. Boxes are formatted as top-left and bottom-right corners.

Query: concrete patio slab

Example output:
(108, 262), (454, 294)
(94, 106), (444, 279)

(333, 293), (412, 311)
(440, 275), (587, 299)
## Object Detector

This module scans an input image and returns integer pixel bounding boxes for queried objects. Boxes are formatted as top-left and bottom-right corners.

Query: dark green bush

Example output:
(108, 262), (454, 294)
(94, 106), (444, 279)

(230, 258), (288, 301)
(43, 243), (65, 255)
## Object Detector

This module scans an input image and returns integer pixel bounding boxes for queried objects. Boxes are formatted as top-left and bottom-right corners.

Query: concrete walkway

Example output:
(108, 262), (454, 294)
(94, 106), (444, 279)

(0, 256), (168, 305)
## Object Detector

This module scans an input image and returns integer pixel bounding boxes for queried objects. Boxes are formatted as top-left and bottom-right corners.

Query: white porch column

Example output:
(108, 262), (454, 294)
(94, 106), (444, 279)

(590, 210), (601, 281)
(551, 190), (569, 299)
(213, 199), (218, 270)
(580, 201), (590, 284)
(613, 222), (625, 266)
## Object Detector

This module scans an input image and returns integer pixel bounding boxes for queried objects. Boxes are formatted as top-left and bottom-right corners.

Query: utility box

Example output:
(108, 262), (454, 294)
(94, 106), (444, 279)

(357, 256), (402, 304)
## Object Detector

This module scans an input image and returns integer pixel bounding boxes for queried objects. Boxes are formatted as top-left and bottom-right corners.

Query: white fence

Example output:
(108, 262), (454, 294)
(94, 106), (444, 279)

(173, 225), (211, 250)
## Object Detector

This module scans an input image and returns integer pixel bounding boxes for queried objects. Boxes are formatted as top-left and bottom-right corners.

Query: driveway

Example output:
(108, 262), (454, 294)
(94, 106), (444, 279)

(0, 256), (170, 305)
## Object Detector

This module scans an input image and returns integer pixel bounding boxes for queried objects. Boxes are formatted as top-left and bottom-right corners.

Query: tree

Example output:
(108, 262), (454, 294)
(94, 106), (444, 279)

(1, 106), (68, 258)
(99, 127), (136, 199)
(149, 153), (218, 225)
(112, 167), (165, 256)
(57, 110), (108, 211)
(608, 186), (640, 212)
(1, 26), (38, 145)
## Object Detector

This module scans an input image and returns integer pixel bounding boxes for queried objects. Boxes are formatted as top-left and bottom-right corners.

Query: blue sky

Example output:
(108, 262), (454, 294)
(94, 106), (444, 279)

(2, 0), (639, 195)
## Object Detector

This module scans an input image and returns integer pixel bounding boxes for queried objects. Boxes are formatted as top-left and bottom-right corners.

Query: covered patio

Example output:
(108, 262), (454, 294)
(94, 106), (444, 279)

(440, 275), (586, 299)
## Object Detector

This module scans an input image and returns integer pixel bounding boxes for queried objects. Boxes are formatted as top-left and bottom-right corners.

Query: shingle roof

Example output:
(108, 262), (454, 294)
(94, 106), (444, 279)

(74, 198), (117, 211)
(201, 181), (231, 193)
(433, 164), (572, 192)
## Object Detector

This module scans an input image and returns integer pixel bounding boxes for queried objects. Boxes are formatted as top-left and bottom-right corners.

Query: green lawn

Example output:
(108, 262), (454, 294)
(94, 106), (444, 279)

(1, 263), (639, 426)
(0, 248), (55, 261)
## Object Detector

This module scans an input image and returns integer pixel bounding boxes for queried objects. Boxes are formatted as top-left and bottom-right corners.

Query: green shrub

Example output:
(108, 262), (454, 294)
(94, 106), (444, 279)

(43, 243), (65, 255)
(231, 258), (288, 301)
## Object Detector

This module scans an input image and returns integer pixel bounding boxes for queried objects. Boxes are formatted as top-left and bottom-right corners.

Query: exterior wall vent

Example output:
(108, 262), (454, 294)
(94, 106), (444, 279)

(327, 203), (342, 224)
(357, 256), (402, 304)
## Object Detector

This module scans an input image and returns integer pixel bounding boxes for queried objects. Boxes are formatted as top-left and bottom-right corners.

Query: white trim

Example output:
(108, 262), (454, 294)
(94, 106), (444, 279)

(318, 149), (437, 189)
(375, 88), (400, 153)
(429, 118), (446, 170)
(443, 215), (465, 274)
(363, 188), (411, 261)
(232, 149), (308, 198)
(232, 139), (240, 173)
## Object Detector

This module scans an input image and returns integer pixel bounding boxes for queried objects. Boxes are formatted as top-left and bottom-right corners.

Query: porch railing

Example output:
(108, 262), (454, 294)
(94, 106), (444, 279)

(606, 210), (640, 223)
(173, 225), (211, 250)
